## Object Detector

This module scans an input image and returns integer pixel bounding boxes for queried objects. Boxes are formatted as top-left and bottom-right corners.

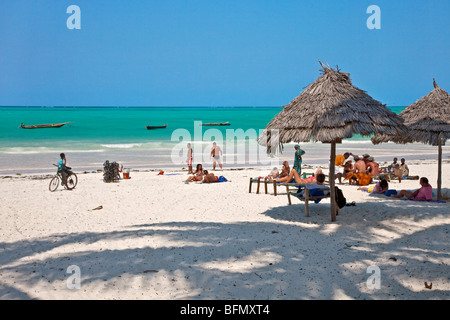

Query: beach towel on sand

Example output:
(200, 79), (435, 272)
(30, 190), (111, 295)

(364, 189), (446, 203)
(345, 172), (372, 186)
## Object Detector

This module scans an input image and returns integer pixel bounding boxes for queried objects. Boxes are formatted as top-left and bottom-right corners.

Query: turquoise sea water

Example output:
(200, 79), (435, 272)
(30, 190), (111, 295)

(7, 105), (445, 174)
(0, 107), (282, 152)
(0, 106), (406, 153)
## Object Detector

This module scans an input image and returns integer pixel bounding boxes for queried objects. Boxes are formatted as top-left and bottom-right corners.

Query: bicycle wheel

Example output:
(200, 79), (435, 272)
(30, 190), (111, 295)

(49, 176), (60, 192)
(67, 173), (78, 190)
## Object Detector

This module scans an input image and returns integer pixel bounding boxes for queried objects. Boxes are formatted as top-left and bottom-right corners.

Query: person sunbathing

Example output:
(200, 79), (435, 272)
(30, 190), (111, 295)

(265, 167), (280, 181)
(185, 165), (206, 182)
(391, 177), (432, 201)
(193, 164), (203, 175)
(265, 161), (290, 181)
(202, 172), (227, 183)
(275, 168), (322, 184)
(296, 173), (329, 202)
(358, 179), (389, 194)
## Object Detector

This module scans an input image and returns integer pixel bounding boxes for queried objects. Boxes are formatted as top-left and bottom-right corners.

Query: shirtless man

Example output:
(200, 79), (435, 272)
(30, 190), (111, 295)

(202, 172), (227, 183)
(366, 157), (380, 175)
(348, 156), (367, 185)
(210, 142), (223, 171)
(354, 156), (367, 174)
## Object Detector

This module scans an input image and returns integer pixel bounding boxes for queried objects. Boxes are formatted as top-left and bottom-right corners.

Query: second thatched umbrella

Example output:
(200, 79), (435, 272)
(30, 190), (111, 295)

(373, 79), (450, 201)
(259, 62), (406, 221)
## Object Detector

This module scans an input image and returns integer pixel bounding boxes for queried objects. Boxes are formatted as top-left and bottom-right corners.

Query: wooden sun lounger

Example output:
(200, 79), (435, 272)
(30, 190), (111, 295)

(284, 183), (337, 217)
(249, 177), (263, 194)
(249, 177), (280, 195)
(249, 172), (322, 196)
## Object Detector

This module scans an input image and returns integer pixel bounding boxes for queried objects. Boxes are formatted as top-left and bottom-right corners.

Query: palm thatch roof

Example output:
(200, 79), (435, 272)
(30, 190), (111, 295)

(258, 61), (407, 221)
(372, 79), (450, 146)
(259, 62), (406, 152)
(371, 79), (449, 202)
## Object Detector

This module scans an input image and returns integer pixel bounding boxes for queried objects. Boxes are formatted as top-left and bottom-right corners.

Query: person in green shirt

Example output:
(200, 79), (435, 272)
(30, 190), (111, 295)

(293, 144), (306, 175)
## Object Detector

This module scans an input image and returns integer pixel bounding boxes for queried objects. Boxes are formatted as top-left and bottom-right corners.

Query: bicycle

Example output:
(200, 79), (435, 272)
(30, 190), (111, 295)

(49, 164), (78, 192)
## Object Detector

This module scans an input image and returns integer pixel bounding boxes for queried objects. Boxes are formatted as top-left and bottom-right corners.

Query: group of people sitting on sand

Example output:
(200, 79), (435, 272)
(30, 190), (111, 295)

(358, 176), (433, 201)
(334, 152), (382, 185)
(185, 163), (227, 183)
(334, 152), (412, 186)
(260, 146), (434, 202)
(384, 157), (410, 182)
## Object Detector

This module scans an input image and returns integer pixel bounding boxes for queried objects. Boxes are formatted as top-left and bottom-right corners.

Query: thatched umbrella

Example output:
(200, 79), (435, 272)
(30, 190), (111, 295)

(259, 61), (406, 221)
(372, 79), (450, 201)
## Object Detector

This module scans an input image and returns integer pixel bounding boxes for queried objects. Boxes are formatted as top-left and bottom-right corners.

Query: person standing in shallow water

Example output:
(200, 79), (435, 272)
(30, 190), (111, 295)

(293, 144), (306, 175)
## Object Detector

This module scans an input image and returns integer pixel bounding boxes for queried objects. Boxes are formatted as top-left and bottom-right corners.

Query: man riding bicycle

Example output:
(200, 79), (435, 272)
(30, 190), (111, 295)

(58, 153), (73, 190)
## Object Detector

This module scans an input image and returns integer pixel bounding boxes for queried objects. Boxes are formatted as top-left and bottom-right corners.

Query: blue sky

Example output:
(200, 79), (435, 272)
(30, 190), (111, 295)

(0, 0), (448, 106)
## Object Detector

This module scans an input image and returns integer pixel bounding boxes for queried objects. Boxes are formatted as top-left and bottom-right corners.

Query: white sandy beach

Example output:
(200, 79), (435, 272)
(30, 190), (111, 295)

(0, 160), (449, 300)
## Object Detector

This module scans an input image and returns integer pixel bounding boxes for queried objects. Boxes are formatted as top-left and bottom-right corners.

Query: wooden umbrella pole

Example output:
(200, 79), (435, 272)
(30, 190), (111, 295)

(437, 137), (442, 201)
(329, 141), (337, 222)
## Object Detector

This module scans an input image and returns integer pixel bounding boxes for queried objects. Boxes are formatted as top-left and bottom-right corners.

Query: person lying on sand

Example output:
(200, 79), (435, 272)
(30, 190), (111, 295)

(202, 172), (227, 183)
(391, 177), (432, 201)
(358, 179), (389, 194)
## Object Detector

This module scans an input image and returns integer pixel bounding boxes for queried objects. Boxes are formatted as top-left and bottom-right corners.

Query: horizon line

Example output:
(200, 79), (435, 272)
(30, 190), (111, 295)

(0, 105), (406, 108)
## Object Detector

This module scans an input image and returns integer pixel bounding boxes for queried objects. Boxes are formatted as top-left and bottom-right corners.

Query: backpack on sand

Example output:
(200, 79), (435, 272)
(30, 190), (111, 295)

(335, 187), (347, 209)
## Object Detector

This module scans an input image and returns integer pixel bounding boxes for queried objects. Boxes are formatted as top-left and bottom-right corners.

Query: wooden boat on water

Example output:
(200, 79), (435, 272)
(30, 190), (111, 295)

(201, 121), (231, 126)
(20, 122), (71, 129)
(146, 124), (167, 130)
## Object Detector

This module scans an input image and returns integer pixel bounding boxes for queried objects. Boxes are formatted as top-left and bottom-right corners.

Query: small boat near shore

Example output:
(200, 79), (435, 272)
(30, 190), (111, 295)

(20, 122), (71, 129)
(146, 124), (168, 130)
(201, 122), (231, 126)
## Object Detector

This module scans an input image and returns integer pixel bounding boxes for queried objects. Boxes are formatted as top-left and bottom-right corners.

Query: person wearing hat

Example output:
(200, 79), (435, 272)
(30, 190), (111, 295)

(293, 144), (306, 175)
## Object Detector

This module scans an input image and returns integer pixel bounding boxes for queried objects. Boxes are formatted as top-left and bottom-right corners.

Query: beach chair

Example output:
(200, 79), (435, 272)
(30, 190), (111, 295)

(249, 177), (282, 195)
(270, 172), (316, 196)
(285, 183), (337, 217)
(249, 177), (264, 194)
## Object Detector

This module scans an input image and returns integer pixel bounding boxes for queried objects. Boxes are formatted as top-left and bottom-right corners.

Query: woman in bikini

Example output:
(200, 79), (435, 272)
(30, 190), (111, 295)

(275, 168), (323, 184)
(185, 164), (205, 182)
